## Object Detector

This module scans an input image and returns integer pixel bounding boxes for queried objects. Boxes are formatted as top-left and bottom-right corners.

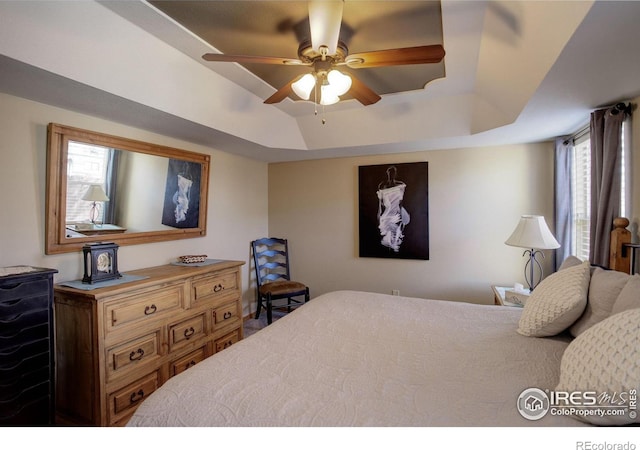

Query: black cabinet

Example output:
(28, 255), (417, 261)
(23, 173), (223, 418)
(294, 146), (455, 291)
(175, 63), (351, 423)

(0, 267), (57, 425)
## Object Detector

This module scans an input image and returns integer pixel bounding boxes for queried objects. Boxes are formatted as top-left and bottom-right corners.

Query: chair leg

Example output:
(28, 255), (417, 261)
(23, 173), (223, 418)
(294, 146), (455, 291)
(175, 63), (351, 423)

(255, 295), (263, 319)
(266, 293), (273, 325)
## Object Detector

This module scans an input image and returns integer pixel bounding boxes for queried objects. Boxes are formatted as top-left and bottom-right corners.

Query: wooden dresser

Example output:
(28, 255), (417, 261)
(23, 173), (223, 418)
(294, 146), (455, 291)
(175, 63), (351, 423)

(53, 260), (244, 426)
(0, 267), (57, 425)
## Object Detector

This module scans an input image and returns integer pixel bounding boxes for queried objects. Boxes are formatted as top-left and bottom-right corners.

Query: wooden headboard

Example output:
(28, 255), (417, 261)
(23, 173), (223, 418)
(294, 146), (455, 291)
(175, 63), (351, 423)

(609, 217), (638, 273)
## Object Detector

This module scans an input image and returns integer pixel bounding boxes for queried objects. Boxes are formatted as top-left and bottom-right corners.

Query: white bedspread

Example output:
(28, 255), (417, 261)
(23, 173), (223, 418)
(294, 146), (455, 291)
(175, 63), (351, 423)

(127, 290), (584, 427)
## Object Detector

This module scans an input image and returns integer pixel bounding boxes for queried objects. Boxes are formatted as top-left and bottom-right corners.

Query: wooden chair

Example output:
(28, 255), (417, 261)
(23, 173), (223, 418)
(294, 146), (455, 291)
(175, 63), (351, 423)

(251, 237), (310, 324)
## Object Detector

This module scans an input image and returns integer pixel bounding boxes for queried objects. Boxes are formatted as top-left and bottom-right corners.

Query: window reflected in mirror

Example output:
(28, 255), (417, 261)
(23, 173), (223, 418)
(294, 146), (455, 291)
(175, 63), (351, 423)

(66, 141), (112, 226)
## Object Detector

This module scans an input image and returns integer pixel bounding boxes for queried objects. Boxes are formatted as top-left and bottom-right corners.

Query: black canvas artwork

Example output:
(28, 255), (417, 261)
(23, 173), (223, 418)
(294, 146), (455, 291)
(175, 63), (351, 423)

(161, 159), (202, 229)
(358, 162), (429, 260)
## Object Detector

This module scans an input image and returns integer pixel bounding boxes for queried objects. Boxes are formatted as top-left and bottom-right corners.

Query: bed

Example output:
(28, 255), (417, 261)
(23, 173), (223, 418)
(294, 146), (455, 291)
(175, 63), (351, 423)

(127, 223), (639, 427)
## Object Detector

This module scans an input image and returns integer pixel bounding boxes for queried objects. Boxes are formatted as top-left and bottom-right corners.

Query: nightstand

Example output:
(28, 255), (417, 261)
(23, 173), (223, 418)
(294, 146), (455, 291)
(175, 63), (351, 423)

(491, 285), (529, 307)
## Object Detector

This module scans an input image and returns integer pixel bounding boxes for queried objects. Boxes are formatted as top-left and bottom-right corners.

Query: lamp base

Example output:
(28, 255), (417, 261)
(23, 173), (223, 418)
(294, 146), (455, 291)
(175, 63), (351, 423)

(523, 248), (545, 291)
(89, 202), (101, 225)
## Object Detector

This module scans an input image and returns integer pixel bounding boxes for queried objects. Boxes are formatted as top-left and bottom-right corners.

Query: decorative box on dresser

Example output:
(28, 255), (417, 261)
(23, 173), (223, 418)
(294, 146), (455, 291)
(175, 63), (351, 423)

(53, 260), (244, 426)
(0, 267), (58, 425)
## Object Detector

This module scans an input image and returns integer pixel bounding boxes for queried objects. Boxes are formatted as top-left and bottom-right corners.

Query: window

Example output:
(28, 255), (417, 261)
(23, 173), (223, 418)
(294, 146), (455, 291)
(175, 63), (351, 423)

(568, 121), (629, 262)
(571, 133), (591, 261)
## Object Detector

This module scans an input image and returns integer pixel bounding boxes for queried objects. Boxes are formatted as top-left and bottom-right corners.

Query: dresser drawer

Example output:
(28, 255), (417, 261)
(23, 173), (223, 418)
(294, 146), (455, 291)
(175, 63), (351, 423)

(106, 331), (161, 380)
(212, 301), (240, 331)
(0, 298), (50, 337)
(192, 271), (238, 305)
(109, 371), (159, 425)
(169, 313), (206, 352)
(214, 329), (240, 353)
(0, 322), (50, 350)
(0, 377), (50, 422)
(0, 279), (50, 303)
(0, 338), (49, 371)
(105, 284), (184, 334)
(170, 346), (207, 377)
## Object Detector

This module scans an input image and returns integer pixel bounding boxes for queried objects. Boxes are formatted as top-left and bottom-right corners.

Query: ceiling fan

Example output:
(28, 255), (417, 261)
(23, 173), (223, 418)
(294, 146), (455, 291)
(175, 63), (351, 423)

(202, 1), (445, 107)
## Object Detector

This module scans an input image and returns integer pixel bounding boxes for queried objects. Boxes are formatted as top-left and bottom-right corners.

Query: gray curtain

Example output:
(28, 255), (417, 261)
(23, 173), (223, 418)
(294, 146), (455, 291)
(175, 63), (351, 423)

(554, 137), (573, 270)
(103, 148), (120, 224)
(589, 107), (625, 267)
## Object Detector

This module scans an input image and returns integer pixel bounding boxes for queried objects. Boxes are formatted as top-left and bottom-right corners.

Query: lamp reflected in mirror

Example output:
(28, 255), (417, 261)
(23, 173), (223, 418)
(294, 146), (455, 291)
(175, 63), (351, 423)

(82, 184), (109, 224)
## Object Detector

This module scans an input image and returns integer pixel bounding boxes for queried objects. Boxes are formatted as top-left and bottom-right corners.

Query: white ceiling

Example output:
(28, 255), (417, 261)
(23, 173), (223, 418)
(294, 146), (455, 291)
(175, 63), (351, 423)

(1, 0), (640, 162)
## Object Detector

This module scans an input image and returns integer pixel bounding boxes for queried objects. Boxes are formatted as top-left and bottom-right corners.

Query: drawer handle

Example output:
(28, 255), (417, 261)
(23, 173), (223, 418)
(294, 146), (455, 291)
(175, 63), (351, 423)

(186, 360), (197, 369)
(129, 348), (145, 361)
(223, 311), (232, 320)
(213, 283), (224, 293)
(183, 327), (195, 339)
(144, 304), (157, 315)
(224, 340), (234, 349)
(130, 389), (145, 403)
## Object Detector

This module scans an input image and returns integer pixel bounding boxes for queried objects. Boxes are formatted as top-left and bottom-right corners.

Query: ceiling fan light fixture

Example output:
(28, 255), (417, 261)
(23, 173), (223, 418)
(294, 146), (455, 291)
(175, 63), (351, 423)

(320, 84), (340, 106)
(327, 69), (351, 96)
(291, 73), (316, 100)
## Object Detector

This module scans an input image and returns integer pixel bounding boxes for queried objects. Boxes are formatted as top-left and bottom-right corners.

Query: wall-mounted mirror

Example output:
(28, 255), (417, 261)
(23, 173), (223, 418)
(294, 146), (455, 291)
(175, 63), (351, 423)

(45, 123), (210, 254)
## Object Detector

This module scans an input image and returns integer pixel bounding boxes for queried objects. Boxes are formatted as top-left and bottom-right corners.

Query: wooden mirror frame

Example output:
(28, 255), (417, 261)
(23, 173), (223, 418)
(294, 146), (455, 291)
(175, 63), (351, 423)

(45, 123), (210, 254)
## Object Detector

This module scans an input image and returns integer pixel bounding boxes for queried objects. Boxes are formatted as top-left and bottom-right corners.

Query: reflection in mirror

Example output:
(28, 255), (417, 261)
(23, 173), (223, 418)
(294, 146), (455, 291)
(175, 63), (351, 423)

(46, 123), (210, 254)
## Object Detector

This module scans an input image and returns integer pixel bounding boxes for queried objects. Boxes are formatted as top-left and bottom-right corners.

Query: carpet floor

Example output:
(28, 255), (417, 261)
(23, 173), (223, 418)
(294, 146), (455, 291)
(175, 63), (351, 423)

(243, 309), (286, 337)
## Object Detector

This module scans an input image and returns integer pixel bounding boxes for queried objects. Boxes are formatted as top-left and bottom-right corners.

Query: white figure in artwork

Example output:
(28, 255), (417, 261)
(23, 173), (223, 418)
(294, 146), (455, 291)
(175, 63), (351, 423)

(377, 166), (410, 252)
(173, 174), (193, 223)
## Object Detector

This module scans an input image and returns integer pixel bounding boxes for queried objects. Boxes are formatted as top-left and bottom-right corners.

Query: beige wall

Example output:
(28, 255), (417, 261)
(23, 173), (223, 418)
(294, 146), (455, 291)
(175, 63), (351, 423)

(0, 92), (268, 315)
(269, 143), (556, 305)
(8, 89), (636, 313)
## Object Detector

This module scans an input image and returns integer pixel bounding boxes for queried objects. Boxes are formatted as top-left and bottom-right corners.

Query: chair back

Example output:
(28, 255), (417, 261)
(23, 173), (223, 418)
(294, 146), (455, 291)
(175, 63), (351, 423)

(251, 237), (293, 286)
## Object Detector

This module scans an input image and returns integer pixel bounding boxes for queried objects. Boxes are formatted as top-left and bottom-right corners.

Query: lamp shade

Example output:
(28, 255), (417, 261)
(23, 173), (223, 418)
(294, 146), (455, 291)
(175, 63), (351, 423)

(505, 215), (560, 250)
(82, 184), (109, 202)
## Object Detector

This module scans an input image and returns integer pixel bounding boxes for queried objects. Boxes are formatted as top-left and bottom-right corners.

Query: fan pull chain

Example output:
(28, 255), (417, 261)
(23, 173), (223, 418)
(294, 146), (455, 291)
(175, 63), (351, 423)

(312, 81), (326, 124)
(314, 82), (318, 117)
(312, 80), (328, 124)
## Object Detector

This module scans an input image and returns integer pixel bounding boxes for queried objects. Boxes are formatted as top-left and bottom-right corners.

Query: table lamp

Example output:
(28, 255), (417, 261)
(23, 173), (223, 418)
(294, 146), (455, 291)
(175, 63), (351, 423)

(82, 184), (109, 225)
(505, 215), (560, 291)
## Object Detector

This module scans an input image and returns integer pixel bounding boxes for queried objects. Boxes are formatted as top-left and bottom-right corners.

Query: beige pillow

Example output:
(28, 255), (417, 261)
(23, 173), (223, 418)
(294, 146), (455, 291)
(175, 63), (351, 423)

(556, 308), (640, 425)
(517, 261), (590, 337)
(569, 267), (630, 337)
(611, 273), (640, 315)
(558, 255), (583, 271)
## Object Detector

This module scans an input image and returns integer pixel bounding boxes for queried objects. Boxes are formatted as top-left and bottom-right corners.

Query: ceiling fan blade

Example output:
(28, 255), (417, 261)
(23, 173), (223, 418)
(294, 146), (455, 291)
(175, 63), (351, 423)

(264, 80), (295, 104)
(308, 0), (343, 55)
(345, 45), (445, 68)
(348, 74), (381, 106)
(202, 53), (307, 66)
